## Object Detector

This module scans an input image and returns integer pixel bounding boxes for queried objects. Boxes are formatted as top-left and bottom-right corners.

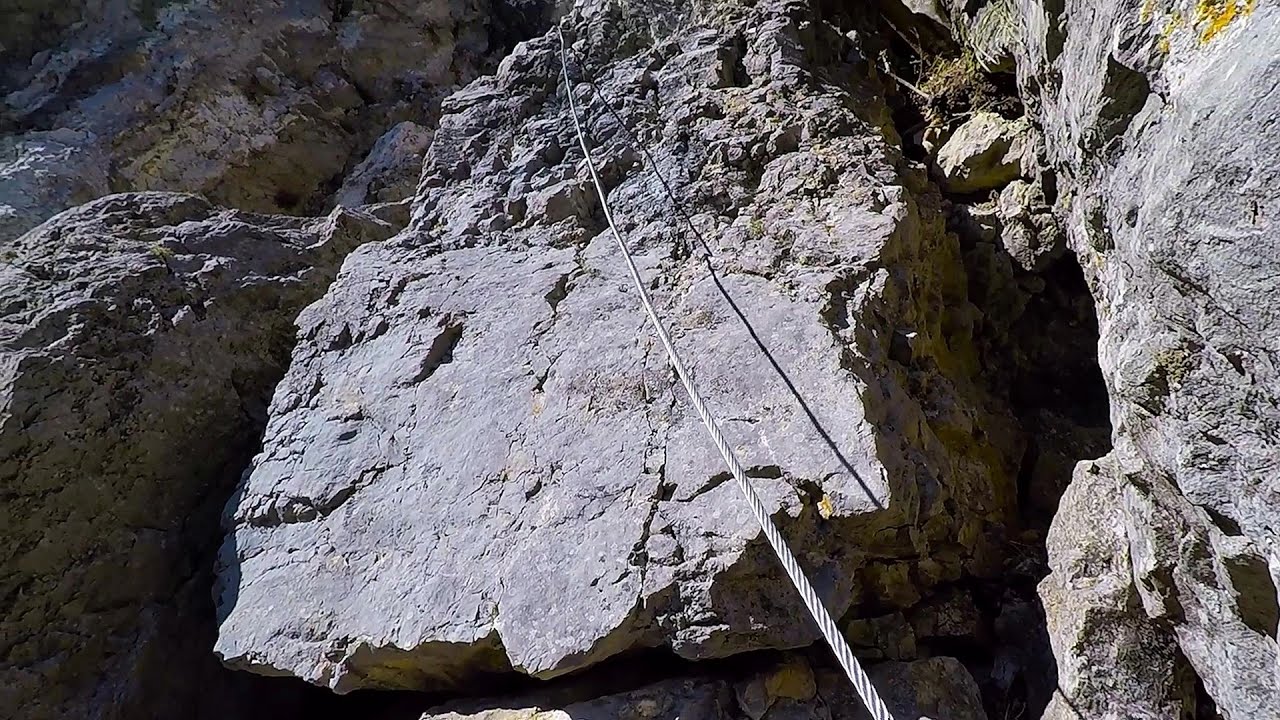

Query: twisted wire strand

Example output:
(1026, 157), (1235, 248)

(556, 24), (896, 720)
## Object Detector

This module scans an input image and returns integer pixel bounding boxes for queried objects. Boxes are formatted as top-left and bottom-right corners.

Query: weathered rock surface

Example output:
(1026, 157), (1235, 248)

(0, 192), (394, 719)
(421, 655), (988, 720)
(932, 112), (1031, 194)
(1038, 458), (1187, 720)
(335, 121), (435, 208)
(1016, 0), (1280, 715)
(15, 0), (1280, 716)
(0, 0), (543, 241)
(992, 180), (1063, 272)
(215, 0), (1033, 694)
(0, 129), (109, 242)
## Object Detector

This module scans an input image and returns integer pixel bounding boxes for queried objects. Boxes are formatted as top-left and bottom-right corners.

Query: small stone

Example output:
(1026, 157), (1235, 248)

(845, 612), (917, 660)
(911, 589), (982, 641)
(933, 112), (1031, 194)
(335, 122), (434, 208)
(817, 494), (835, 519)
(763, 656), (817, 702)
(527, 180), (594, 225)
(922, 125), (949, 156)
(252, 66), (282, 95)
(733, 676), (771, 720)
(817, 657), (988, 720)
(996, 179), (1037, 220)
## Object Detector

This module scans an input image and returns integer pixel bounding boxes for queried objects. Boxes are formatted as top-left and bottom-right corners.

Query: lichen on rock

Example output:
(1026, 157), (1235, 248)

(1017, 0), (1280, 714)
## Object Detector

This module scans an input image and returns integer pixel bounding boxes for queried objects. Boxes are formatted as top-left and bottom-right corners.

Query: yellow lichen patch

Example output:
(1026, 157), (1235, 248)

(1158, 12), (1185, 53)
(1153, 346), (1194, 386)
(817, 494), (835, 519)
(1087, 248), (1105, 271)
(1194, 0), (1255, 43)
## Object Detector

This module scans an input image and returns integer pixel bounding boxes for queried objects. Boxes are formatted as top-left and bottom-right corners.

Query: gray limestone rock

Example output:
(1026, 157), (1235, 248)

(21, 0), (1280, 717)
(993, 180), (1063, 272)
(0, 0), (533, 240)
(861, 658), (989, 720)
(1017, 0), (1280, 715)
(0, 192), (394, 719)
(932, 112), (1031, 194)
(846, 613), (918, 661)
(909, 589), (982, 642)
(335, 121), (435, 208)
(0, 129), (109, 244)
(1038, 458), (1187, 720)
(215, 0), (1027, 693)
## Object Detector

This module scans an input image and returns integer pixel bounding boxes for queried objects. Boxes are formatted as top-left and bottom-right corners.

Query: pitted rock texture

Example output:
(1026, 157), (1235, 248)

(1016, 0), (1280, 716)
(0, 192), (394, 719)
(215, 0), (1030, 693)
(15, 0), (1279, 717)
(1038, 458), (1188, 720)
(0, 0), (545, 241)
(0, 129), (110, 242)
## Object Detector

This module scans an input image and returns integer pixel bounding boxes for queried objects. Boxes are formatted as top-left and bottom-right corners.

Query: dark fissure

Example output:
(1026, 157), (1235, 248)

(953, 227), (1113, 720)
(865, 9), (1113, 717)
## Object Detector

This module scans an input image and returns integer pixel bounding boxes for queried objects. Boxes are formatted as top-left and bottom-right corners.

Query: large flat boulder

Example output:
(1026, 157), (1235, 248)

(215, 0), (1027, 693)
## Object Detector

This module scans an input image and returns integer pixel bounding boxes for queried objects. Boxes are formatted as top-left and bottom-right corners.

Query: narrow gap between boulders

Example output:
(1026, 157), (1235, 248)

(259, 645), (805, 720)
(865, 8), (1114, 719)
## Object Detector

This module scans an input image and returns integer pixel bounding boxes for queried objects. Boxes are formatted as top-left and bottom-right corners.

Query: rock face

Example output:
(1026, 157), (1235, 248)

(1038, 459), (1189, 720)
(1015, 0), (1280, 716)
(8, 0), (1279, 717)
(0, 129), (110, 242)
(0, 0), (544, 241)
(214, 0), (1035, 695)
(0, 193), (394, 719)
